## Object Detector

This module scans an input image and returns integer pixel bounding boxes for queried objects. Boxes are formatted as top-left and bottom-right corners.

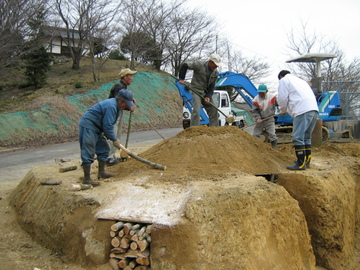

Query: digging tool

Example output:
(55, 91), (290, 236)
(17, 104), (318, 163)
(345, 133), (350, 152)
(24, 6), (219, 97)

(172, 74), (235, 124)
(117, 143), (166, 170)
(240, 114), (280, 130)
(147, 121), (166, 140)
(136, 105), (166, 140)
(183, 82), (235, 124)
(120, 111), (133, 159)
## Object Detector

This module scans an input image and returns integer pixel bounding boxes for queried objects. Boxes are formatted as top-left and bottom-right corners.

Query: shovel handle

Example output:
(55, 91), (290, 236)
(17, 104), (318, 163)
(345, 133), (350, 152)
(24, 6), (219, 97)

(125, 111), (132, 148)
(241, 114), (280, 129)
(118, 143), (166, 170)
(184, 82), (228, 118)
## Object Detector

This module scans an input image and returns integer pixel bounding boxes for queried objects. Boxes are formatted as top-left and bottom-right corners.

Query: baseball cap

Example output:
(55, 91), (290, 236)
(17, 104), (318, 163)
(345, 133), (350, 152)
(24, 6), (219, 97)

(209, 53), (222, 67)
(257, 84), (268, 93)
(119, 68), (137, 78)
(116, 89), (135, 109)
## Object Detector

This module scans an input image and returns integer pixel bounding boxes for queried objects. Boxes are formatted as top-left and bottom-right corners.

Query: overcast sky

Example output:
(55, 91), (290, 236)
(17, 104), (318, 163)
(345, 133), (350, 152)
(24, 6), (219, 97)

(185, 0), (360, 87)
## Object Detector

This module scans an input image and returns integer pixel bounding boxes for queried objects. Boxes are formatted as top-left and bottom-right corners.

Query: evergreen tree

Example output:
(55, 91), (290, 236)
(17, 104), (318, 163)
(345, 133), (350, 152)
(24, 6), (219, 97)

(23, 47), (51, 89)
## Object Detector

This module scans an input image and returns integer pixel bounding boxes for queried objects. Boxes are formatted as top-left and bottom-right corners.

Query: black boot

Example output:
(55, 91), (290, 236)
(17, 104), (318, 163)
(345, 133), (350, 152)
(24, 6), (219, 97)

(98, 160), (115, 180)
(287, 145), (306, 170)
(305, 144), (312, 169)
(271, 140), (277, 149)
(82, 165), (100, 186)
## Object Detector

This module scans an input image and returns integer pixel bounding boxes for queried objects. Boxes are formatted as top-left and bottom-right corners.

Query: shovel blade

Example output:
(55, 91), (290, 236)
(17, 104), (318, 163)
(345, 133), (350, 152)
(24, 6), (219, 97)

(226, 115), (235, 123)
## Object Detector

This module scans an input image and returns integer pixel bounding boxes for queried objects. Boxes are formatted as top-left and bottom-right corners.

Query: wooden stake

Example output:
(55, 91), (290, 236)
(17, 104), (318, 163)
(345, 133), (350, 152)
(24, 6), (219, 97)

(129, 260), (137, 268)
(138, 226), (146, 237)
(130, 234), (139, 241)
(109, 258), (120, 270)
(136, 256), (150, 266)
(134, 266), (149, 270)
(111, 221), (125, 232)
(59, 165), (77, 173)
(120, 236), (131, 249)
(145, 224), (153, 234)
(118, 229), (125, 237)
(117, 143), (166, 170)
(111, 247), (127, 254)
(118, 258), (131, 268)
(137, 239), (149, 252)
(123, 223), (133, 235)
(111, 237), (121, 248)
(130, 241), (138, 250)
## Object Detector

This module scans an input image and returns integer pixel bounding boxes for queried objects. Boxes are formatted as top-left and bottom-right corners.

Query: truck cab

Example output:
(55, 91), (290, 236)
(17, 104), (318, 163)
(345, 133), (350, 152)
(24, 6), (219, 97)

(181, 89), (246, 129)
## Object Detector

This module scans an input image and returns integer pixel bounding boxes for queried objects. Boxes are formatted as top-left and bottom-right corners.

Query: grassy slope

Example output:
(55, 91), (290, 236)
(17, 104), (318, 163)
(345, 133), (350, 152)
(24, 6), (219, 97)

(0, 57), (161, 113)
(0, 57), (182, 150)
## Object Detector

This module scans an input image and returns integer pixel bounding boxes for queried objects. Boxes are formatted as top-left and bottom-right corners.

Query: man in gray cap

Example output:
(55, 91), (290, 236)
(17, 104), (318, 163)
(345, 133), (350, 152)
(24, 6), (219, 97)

(252, 84), (278, 149)
(78, 89), (135, 186)
(107, 68), (137, 166)
(178, 53), (222, 127)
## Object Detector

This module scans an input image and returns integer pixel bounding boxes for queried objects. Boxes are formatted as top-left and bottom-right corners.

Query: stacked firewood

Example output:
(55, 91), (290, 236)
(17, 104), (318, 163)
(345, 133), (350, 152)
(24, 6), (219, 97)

(109, 221), (153, 270)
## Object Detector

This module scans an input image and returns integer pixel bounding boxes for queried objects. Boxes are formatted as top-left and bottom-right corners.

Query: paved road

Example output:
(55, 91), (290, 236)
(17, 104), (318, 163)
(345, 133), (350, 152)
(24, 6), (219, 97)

(0, 128), (182, 183)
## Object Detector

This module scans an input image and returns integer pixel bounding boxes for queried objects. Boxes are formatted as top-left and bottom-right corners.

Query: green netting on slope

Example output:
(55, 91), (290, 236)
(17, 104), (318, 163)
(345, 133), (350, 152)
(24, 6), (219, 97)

(0, 72), (181, 145)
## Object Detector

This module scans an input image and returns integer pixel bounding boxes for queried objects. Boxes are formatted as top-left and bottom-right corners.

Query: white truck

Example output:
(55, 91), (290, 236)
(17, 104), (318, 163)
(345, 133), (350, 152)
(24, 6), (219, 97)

(177, 83), (247, 129)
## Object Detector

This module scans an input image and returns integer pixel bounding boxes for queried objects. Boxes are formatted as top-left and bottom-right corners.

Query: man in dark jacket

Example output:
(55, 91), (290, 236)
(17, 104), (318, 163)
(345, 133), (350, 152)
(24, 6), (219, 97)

(79, 89), (135, 186)
(107, 68), (137, 166)
(178, 53), (222, 127)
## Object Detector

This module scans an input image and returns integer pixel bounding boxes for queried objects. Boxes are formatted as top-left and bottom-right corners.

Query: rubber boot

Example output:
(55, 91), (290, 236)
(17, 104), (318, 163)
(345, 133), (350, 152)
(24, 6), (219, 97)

(82, 165), (101, 186)
(271, 140), (277, 149)
(305, 144), (312, 169)
(287, 145), (306, 170)
(98, 160), (115, 180)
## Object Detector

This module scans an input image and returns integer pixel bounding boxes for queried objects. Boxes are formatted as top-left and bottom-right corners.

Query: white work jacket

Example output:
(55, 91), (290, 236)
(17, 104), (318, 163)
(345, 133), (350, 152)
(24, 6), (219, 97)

(277, 74), (318, 118)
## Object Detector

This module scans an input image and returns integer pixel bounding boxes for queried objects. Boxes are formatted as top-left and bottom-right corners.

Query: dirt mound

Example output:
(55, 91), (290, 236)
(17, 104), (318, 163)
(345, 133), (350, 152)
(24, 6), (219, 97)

(113, 125), (291, 180)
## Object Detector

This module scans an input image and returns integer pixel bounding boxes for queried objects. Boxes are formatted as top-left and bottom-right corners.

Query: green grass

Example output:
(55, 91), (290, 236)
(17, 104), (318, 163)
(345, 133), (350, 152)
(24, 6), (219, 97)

(0, 57), (160, 114)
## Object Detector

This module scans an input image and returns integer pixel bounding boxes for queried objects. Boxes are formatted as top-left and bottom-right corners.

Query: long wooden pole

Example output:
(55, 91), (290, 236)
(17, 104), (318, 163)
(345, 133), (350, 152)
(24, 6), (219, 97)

(240, 114), (280, 130)
(118, 143), (166, 170)
(121, 112), (133, 159)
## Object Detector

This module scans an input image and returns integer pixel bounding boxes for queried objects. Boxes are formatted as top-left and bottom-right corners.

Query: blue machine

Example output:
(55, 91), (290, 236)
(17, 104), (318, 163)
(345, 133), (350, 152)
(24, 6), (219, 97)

(176, 80), (248, 129)
(175, 81), (210, 126)
(216, 71), (258, 107)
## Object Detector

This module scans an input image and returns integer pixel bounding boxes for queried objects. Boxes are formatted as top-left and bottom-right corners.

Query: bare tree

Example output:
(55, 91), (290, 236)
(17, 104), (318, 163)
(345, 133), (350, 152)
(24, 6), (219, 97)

(137, 0), (187, 70)
(286, 21), (360, 119)
(83, 1), (122, 81)
(118, 0), (152, 69)
(52, 0), (121, 72)
(0, 0), (48, 75)
(227, 49), (270, 82)
(167, 8), (218, 76)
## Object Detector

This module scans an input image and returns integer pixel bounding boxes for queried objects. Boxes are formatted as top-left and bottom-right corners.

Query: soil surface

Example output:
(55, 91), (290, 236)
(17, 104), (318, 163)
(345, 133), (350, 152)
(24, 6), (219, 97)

(1, 125), (359, 270)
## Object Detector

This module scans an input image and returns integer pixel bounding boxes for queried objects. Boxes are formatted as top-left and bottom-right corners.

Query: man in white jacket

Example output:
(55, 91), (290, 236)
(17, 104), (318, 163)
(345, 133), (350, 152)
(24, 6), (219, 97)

(277, 70), (318, 170)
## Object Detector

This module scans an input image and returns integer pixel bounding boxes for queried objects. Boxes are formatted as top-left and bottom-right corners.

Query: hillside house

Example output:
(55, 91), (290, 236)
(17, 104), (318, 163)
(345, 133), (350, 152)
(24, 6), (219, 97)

(43, 26), (107, 57)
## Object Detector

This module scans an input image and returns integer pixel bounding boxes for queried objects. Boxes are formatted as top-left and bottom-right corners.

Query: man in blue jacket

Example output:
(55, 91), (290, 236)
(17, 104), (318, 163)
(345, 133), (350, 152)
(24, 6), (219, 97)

(79, 89), (135, 186)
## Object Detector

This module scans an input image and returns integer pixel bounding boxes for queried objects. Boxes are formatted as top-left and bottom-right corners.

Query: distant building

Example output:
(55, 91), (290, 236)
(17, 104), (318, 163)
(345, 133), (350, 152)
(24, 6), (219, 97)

(42, 26), (107, 57)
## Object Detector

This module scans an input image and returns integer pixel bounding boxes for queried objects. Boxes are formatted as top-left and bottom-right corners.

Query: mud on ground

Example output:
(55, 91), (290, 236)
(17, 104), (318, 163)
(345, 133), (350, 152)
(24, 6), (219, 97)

(0, 126), (359, 270)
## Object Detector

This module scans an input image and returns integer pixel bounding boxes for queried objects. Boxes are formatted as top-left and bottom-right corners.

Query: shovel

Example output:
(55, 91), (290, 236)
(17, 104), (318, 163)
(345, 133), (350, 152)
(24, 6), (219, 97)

(240, 114), (280, 130)
(117, 143), (166, 170)
(120, 111), (132, 160)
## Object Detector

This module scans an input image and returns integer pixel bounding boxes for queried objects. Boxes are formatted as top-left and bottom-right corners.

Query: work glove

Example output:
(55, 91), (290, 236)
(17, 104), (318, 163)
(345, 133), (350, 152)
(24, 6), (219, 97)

(113, 139), (121, 149)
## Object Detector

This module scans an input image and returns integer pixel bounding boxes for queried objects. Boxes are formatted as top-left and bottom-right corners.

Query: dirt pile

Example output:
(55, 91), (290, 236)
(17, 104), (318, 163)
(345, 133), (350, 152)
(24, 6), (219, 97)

(113, 125), (291, 180)
(4, 125), (360, 270)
